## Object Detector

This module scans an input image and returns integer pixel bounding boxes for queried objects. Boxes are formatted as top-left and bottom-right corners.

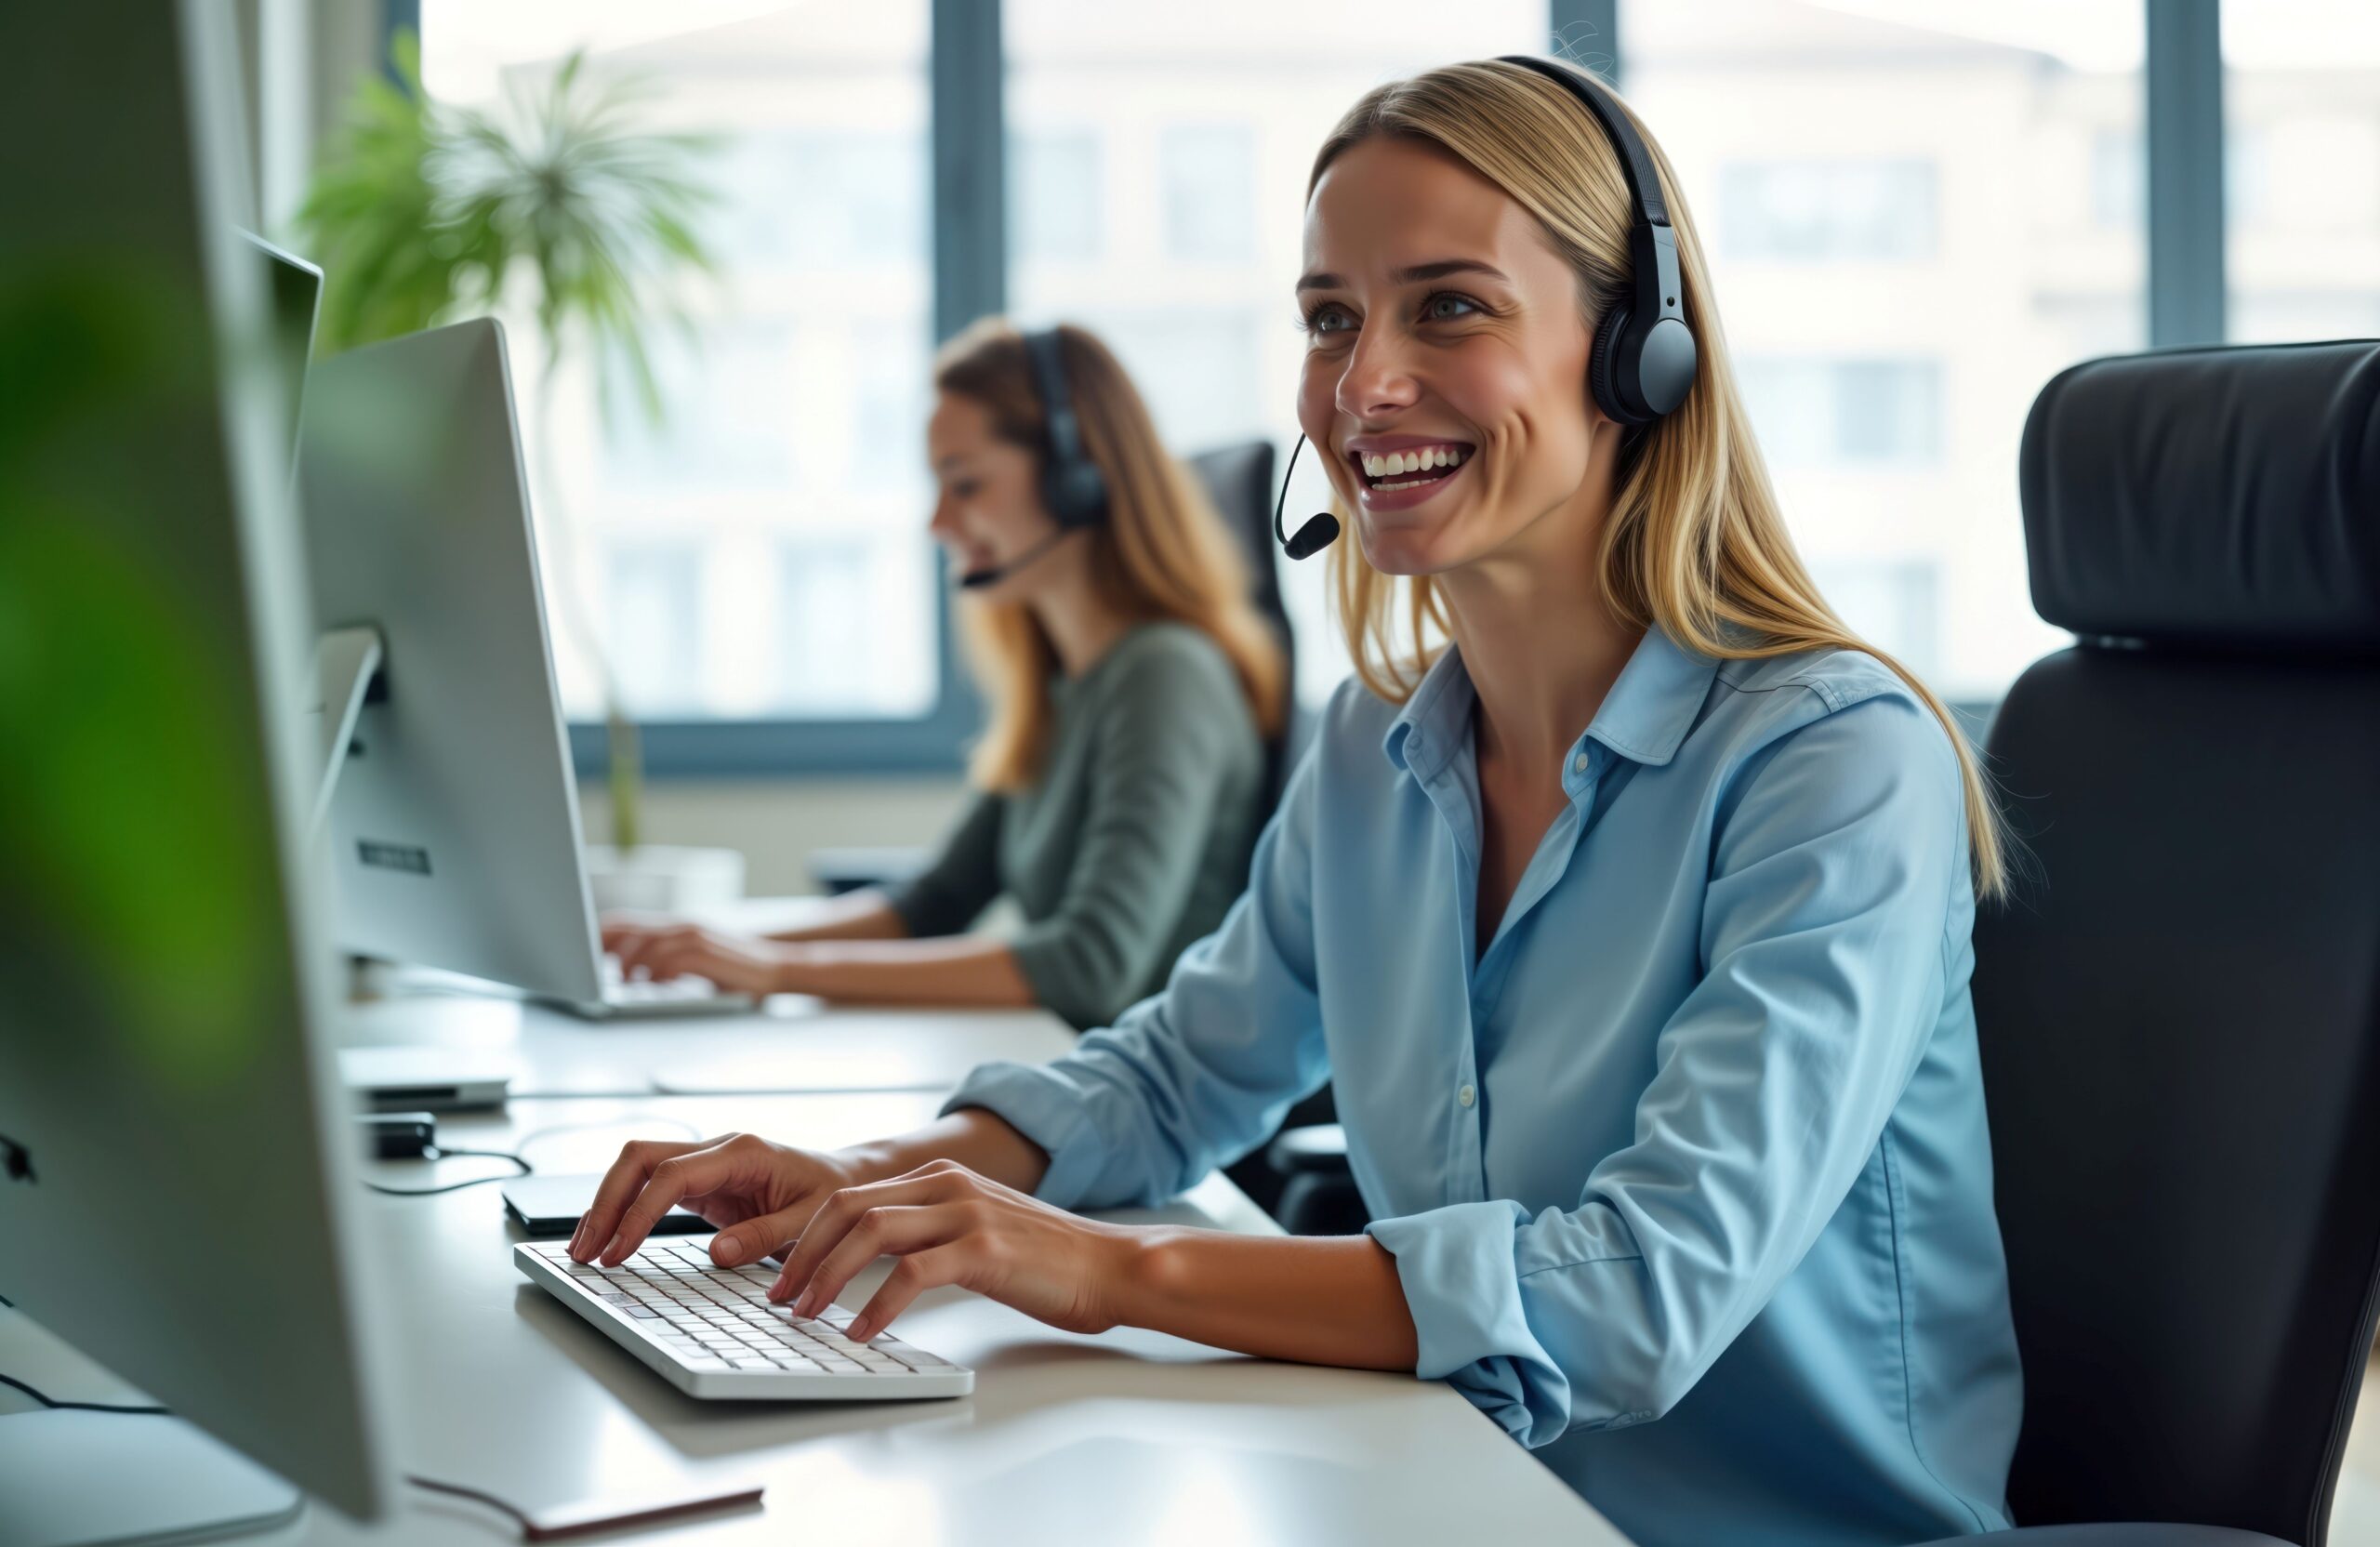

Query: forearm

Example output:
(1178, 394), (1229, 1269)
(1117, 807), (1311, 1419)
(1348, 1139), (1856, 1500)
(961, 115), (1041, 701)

(774, 936), (1038, 1008)
(766, 892), (910, 944)
(1116, 1228), (1419, 1371)
(838, 1109), (1050, 1195)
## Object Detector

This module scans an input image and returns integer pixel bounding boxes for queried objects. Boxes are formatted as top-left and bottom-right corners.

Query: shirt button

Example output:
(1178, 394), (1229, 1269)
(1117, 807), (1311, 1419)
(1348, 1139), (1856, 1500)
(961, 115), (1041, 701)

(1572, 752), (1591, 774)
(1457, 1083), (1475, 1108)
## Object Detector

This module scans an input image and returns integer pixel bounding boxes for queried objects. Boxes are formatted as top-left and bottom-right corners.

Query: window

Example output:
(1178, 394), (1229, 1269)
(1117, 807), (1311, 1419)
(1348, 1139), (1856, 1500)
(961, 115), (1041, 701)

(1158, 125), (1259, 261)
(1719, 160), (1937, 260)
(1004, 0), (1553, 709)
(2224, 2), (2380, 343)
(1012, 130), (1103, 262)
(606, 543), (705, 713)
(1629, 1), (2145, 701)
(421, 2), (939, 733)
(602, 323), (796, 492)
(1737, 358), (1942, 466)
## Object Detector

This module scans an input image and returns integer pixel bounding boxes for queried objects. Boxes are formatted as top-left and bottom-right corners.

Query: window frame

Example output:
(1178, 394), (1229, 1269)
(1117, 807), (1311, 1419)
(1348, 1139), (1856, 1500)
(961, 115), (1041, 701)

(390, 0), (2223, 777)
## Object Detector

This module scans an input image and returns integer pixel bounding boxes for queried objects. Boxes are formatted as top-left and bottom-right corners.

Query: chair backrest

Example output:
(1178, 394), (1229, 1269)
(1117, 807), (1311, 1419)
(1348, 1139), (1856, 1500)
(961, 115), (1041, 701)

(1977, 340), (2380, 1544)
(1185, 439), (1300, 803)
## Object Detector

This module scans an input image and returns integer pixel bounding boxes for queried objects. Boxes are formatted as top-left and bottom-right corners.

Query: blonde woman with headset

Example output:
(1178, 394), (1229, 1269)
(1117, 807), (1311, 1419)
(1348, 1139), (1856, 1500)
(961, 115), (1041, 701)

(578, 60), (2020, 1546)
(603, 322), (1287, 1030)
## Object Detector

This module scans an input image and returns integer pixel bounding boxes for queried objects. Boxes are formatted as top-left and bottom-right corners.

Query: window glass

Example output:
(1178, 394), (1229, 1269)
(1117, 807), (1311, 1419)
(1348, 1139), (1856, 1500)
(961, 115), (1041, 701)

(422, 2), (938, 723)
(1630, 1), (2146, 699)
(2223, 2), (2380, 343)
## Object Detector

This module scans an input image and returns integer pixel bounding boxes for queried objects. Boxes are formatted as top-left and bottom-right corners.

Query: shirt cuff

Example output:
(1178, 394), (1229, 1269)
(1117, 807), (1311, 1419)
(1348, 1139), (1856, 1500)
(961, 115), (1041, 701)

(939, 1059), (1110, 1210)
(1367, 1200), (1574, 1446)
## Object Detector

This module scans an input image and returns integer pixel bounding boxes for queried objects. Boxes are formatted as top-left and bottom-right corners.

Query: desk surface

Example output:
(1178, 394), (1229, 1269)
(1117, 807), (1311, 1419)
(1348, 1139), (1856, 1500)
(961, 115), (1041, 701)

(5, 974), (1628, 1544)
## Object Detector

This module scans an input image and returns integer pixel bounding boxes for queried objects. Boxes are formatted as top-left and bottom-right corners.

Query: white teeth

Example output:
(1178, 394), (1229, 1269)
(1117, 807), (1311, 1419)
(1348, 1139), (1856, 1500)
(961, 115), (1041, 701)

(1359, 446), (1468, 481)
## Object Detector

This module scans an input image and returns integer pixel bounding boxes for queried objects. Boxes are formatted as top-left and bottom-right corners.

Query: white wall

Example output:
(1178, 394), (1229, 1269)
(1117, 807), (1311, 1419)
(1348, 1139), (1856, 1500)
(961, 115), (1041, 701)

(576, 774), (971, 897)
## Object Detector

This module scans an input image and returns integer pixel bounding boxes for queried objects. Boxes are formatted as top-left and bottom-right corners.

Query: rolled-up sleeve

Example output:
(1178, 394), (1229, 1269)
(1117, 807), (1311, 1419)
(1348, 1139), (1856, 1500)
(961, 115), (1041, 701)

(942, 747), (1329, 1211)
(1367, 692), (1964, 1444)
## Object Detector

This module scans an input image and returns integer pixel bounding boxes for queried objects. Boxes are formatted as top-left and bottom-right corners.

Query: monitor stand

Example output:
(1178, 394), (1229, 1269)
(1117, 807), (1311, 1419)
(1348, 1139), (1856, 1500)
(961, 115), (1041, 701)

(309, 625), (384, 835)
(0, 1410), (303, 1546)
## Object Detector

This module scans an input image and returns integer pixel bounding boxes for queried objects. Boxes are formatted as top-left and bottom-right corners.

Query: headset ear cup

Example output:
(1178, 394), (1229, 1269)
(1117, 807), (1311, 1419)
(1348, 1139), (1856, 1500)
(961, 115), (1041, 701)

(1589, 304), (1640, 428)
(1050, 461), (1109, 529)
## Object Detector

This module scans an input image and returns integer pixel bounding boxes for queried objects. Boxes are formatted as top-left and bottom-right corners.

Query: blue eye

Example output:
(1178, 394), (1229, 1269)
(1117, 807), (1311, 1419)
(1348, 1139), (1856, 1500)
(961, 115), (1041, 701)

(1303, 303), (1355, 337)
(1423, 292), (1482, 322)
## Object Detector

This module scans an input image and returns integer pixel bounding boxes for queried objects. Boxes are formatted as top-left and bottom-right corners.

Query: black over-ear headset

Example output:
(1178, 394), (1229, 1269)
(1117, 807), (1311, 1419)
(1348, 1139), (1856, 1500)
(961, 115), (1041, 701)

(959, 326), (1113, 589)
(1024, 326), (1111, 529)
(1273, 55), (1699, 561)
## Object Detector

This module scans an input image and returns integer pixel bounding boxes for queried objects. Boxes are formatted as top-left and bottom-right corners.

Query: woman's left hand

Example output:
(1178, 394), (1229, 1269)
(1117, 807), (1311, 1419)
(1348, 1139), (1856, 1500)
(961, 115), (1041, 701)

(602, 915), (795, 997)
(766, 1158), (1143, 1342)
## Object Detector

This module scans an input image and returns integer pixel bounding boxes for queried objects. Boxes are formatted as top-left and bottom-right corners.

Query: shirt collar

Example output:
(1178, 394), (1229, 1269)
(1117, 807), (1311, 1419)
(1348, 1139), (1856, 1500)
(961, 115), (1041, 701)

(1381, 626), (1721, 783)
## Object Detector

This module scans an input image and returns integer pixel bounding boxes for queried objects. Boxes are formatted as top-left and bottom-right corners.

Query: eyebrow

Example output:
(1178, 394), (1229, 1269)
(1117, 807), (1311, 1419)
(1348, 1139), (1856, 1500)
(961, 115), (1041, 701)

(1295, 258), (1514, 293)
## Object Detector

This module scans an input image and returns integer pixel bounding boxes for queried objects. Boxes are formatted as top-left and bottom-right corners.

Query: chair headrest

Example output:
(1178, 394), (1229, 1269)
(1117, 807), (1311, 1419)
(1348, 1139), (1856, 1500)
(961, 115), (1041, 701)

(2017, 340), (2380, 653)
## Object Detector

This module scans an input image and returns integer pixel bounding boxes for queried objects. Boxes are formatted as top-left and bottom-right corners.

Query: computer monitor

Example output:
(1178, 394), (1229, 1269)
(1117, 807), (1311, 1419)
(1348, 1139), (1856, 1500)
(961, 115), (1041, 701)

(296, 318), (610, 1007)
(243, 229), (324, 480)
(0, 5), (393, 1541)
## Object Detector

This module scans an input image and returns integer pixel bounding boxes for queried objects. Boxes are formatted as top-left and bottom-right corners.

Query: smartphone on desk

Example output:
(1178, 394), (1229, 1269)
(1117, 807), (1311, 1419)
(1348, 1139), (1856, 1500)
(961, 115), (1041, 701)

(502, 1172), (708, 1238)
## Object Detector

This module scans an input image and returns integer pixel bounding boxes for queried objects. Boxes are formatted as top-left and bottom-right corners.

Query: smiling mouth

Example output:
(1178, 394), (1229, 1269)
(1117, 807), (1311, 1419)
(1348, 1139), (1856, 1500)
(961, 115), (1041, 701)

(1352, 443), (1474, 494)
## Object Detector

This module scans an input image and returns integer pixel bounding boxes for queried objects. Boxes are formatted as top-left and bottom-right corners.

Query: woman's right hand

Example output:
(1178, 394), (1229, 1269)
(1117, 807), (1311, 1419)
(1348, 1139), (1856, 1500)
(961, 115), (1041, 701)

(569, 1132), (874, 1269)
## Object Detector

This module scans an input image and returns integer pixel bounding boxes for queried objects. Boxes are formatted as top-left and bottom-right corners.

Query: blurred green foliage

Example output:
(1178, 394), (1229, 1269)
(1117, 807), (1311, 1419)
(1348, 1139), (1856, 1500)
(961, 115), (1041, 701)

(0, 261), (281, 1084)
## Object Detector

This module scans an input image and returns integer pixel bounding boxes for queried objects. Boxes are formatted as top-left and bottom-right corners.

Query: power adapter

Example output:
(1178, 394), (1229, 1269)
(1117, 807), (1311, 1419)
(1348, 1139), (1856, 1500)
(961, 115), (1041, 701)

(356, 1110), (436, 1160)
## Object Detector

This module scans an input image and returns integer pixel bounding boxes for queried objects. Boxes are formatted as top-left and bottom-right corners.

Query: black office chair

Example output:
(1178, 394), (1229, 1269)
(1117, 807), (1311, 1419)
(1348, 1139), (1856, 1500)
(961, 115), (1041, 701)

(1908, 338), (2380, 1547)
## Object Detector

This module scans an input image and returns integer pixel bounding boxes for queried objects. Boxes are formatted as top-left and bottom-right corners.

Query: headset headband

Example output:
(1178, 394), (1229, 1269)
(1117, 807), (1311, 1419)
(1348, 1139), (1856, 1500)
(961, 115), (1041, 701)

(1020, 325), (1110, 529)
(1023, 328), (1085, 474)
(1498, 55), (1697, 428)
(1500, 56), (1669, 229)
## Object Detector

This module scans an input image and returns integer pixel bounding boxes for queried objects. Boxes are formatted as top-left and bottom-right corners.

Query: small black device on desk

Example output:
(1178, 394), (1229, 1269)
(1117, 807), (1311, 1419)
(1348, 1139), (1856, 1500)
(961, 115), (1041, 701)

(501, 1172), (707, 1238)
(356, 1111), (437, 1158)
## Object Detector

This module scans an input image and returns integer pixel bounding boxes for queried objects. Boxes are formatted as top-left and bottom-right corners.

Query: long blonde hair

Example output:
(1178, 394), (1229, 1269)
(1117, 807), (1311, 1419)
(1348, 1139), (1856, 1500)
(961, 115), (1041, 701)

(935, 319), (1287, 792)
(1311, 60), (2010, 898)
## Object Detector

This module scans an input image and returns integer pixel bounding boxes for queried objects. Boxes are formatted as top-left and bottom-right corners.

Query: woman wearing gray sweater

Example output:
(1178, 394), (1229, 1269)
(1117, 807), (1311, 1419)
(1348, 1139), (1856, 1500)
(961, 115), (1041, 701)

(603, 320), (1286, 1029)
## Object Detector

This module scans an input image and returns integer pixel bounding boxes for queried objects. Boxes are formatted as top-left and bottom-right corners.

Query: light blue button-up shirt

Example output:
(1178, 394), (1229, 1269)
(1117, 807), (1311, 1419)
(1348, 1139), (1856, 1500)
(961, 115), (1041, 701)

(944, 626), (2023, 1547)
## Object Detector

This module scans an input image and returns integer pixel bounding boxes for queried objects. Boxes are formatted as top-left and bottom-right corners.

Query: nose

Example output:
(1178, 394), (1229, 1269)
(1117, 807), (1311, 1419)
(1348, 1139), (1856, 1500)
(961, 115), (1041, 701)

(1333, 321), (1421, 422)
(927, 491), (959, 544)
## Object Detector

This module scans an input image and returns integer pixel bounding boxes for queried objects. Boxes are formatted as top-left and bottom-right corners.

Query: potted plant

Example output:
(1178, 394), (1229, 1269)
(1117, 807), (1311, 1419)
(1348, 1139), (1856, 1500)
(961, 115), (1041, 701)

(296, 33), (741, 912)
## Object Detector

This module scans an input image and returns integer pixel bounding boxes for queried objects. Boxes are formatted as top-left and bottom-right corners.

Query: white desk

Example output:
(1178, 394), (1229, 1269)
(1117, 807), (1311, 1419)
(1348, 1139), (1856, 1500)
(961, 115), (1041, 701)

(2, 990), (1627, 1544)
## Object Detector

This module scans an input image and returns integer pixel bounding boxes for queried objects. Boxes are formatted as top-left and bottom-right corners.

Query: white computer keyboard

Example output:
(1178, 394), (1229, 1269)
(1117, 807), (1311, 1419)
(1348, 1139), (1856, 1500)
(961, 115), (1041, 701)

(516, 1239), (972, 1399)
(584, 958), (756, 1019)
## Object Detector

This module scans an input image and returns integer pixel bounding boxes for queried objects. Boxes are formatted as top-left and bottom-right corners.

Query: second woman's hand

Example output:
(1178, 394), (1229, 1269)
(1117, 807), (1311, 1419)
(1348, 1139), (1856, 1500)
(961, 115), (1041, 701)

(601, 915), (808, 998)
(767, 1158), (1144, 1343)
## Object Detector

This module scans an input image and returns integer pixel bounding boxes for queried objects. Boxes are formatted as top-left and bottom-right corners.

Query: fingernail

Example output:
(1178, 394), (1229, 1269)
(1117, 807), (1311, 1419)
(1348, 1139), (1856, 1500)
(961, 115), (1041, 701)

(790, 1289), (815, 1317)
(848, 1319), (873, 1342)
(711, 1234), (739, 1265)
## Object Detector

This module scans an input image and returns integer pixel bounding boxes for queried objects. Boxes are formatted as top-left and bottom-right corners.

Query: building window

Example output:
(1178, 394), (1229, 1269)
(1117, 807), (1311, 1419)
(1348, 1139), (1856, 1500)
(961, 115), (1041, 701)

(2224, 2), (2380, 343)
(421, 3), (939, 730)
(1631, 1), (2143, 700)
(1158, 124), (1258, 261)
(1012, 129), (1103, 263)
(1737, 358), (1942, 466)
(1718, 160), (1938, 261)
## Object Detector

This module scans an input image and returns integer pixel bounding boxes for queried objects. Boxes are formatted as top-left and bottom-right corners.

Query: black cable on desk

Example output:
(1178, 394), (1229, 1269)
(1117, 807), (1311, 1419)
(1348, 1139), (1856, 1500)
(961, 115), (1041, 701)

(359, 1117), (703, 1198)
(362, 1144), (532, 1197)
(0, 1369), (171, 1415)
